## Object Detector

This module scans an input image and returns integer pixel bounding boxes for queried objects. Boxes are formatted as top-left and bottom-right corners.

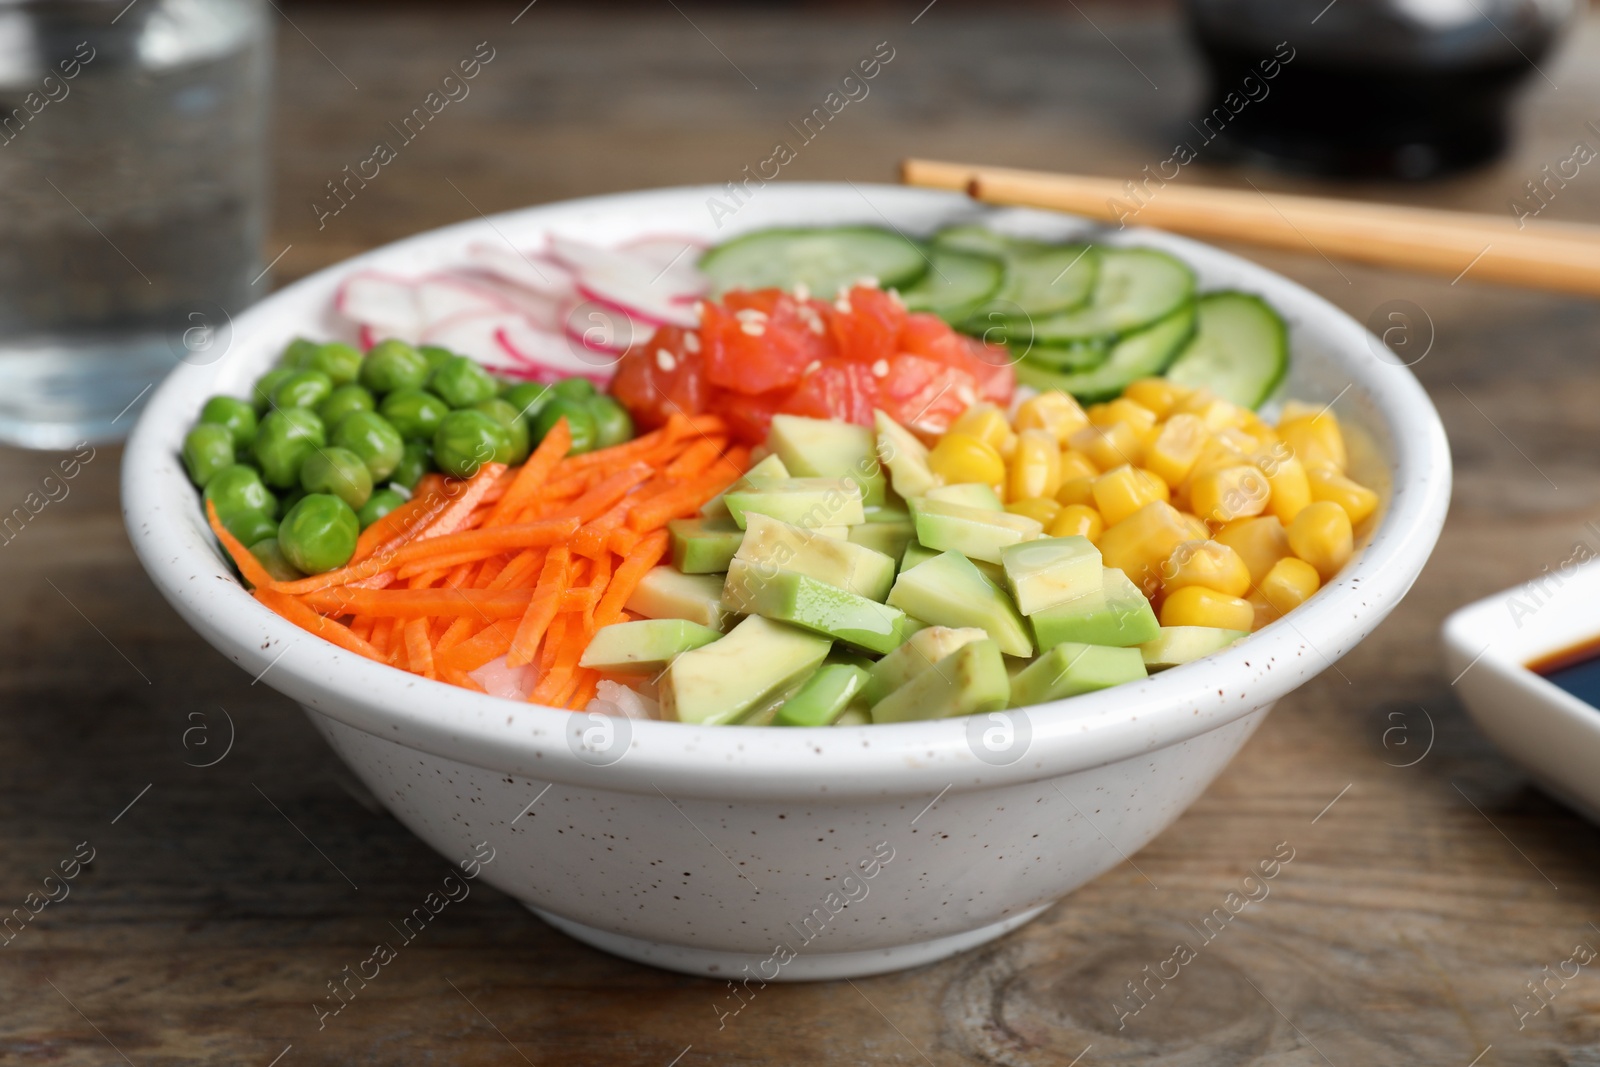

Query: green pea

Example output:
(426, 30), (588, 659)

(253, 408), (327, 488)
(551, 377), (598, 402)
(357, 488), (407, 530)
(278, 493), (360, 575)
(419, 345), (456, 372)
(389, 440), (430, 490)
(316, 383), (376, 429)
(198, 395), (258, 449)
(587, 395), (634, 450)
(217, 507), (279, 547)
(280, 337), (321, 368)
(504, 381), (553, 422)
(433, 409), (512, 478)
(279, 486), (307, 514)
(203, 464), (278, 519)
(248, 538), (305, 582)
(272, 369), (334, 411)
(252, 368), (296, 412)
(380, 388), (451, 442)
(300, 445), (374, 510)
(360, 339), (431, 394)
(531, 397), (598, 455)
(307, 341), (362, 386)
(330, 410), (405, 482)
(429, 355), (500, 409)
(182, 423), (236, 488)
(473, 398), (531, 465)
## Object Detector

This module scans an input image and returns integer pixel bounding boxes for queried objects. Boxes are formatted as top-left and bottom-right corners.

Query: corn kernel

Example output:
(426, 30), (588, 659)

(1287, 500), (1353, 580)
(1174, 388), (1245, 431)
(1258, 449), (1312, 524)
(1099, 501), (1198, 595)
(1070, 422), (1143, 471)
(1145, 414), (1208, 488)
(1123, 378), (1188, 419)
(1056, 475), (1097, 507)
(1278, 400), (1321, 422)
(950, 404), (1017, 459)
(1014, 391), (1089, 444)
(1059, 450), (1099, 481)
(1008, 428), (1063, 501)
(1093, 464), (1166, 527)
(1259, 556), (1321, 616)
(1214, 515), (1291, 583)
(1049, 504), (1104, 542)
(1162, 539), (1251, 598)
(1090, 398), (1158, 437)
(1159, 585), (1255, 631)
(1277, 412), (1347, 472)
(1247, 591), (1277, 631)
(1006, 497), (1061, 526)
(927, 432), (1006, 489)
(1306, 466), (1378, 526)
(1137, 468), (1171, 503)
(1188, 464), (1271, 524)
(1236, 410), (1275, 441)
(1185, 433), (1250, 484)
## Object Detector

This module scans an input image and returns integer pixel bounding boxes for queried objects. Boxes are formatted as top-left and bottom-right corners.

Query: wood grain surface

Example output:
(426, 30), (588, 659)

(5, 4), (1600, 1065)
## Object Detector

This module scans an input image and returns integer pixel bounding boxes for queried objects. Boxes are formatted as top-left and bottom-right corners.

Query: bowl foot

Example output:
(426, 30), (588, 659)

(527, 902), (1055, 981)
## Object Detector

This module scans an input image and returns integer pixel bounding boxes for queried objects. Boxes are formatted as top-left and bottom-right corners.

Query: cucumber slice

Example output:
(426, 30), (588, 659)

(1164, 292), (1289, 409)
(931, 224), (1017, 258)
(1015, 302), (1196, 404)
(699, 226), (928, 296)
(1026, 248), (1196, 345)
(1022, 339), (1111, 372)
(900, 247), (1005, 321)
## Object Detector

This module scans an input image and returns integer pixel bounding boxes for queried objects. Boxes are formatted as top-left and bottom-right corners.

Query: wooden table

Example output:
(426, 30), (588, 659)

(6, 4), (1600, 1064)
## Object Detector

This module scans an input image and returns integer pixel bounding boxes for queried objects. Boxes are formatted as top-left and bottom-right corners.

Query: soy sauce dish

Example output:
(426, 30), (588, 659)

(123, 185), (1450, 980)
(1445, 558), (1600, 826)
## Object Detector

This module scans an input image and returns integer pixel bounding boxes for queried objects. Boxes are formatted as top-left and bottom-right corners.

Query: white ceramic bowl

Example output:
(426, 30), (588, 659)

(123, 184), (1451, 980)
(1444, 558), (1600, 825)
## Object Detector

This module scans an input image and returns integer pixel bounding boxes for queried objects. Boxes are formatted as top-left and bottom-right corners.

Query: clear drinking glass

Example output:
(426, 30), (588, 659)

(0, 0), (271, 449)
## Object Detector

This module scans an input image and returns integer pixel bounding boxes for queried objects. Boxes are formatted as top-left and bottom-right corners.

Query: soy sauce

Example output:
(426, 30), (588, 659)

(1528, 636), (1600, 708)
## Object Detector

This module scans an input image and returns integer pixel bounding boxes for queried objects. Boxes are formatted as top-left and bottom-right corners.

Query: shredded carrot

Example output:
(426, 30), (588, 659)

(665, 436), (728, 478)
(552, 463), (655, 524)
(507, 545), (569, 667)
(486, 418), (571, 526)
(627, 466), (744, 532)
(404, 618), (436, 679)
(254, 588), (380, 660)
(441, 666), (488, 693)
(568, 669), (601, 710)
(302, 588), (534, 618)
(436, 619), (516, 673)
(205, 500), (278, 590)
(594, 529), (670, 628)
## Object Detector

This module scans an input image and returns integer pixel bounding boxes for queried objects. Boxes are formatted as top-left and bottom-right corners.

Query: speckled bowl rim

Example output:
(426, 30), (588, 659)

(122, 183), (1451, 800)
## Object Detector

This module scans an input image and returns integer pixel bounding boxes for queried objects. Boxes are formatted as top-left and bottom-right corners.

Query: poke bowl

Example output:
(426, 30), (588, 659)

(122, 183), (1450, 980)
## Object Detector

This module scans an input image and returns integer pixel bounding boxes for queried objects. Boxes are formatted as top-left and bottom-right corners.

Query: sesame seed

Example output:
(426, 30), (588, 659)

(793, 282), (811, 301)
(804, 360), (821, 375)
(735, 308), (768, 323)
(872, 359), (890, 378)
(655, 348), (677, 372)
(683, 333), (700, 353)
(834, 298), (853, 315)
(957, 386), (977, 405)
(856, 276), (880, 289)
(740, 322), (766, 337)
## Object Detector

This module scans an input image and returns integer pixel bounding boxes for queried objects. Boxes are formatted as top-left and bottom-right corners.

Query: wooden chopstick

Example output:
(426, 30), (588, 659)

(902, 158), (1600, 297)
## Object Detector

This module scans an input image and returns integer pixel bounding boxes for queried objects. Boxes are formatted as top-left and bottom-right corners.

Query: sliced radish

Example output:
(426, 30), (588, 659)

(563, 300), (653, 356)
(576, 278), (698, 330)
(498, 320), (619, 381)
(464, 243), (576, 299)
(421, 309), (520, 361)
(338, 272), (422, 341)
(415, 275), (514, 328)
(460, 273), (567, 333)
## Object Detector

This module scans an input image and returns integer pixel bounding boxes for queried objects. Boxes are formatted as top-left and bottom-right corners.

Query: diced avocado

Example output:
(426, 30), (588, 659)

(736, 512), (897, 602)
(723, 477), (866, 530)
(862, 625), (989, 706)
(579, 619), (723, 673)
(835, 705), (871, 726)
(847, 508), (915, 561)
(871, 638), (1011, 724)
(700, 453), (790, 518)
(925, 482), (1003, 511)
(1140, 626), (1249, 671)
(663, 615), (833, 726)
(625, 567), (733, 631)
(901, 541), (938, 572)
(774, 663), (870, 726)
(875, 409), (940, 499)
(722, 559), (910, 654)
(767, 414), (887, 506)
(1001, 535), (1103, 616)
(911, 498), (1043, 565)
(886, 550), (1033, 657)
(669, 516), (745, 574)
(1030, 567), (1159, 649)
(1009, 641), (1147, 707)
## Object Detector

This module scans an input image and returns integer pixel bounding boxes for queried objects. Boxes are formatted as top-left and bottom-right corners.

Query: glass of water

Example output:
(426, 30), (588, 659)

(0, 0), (271, 449)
